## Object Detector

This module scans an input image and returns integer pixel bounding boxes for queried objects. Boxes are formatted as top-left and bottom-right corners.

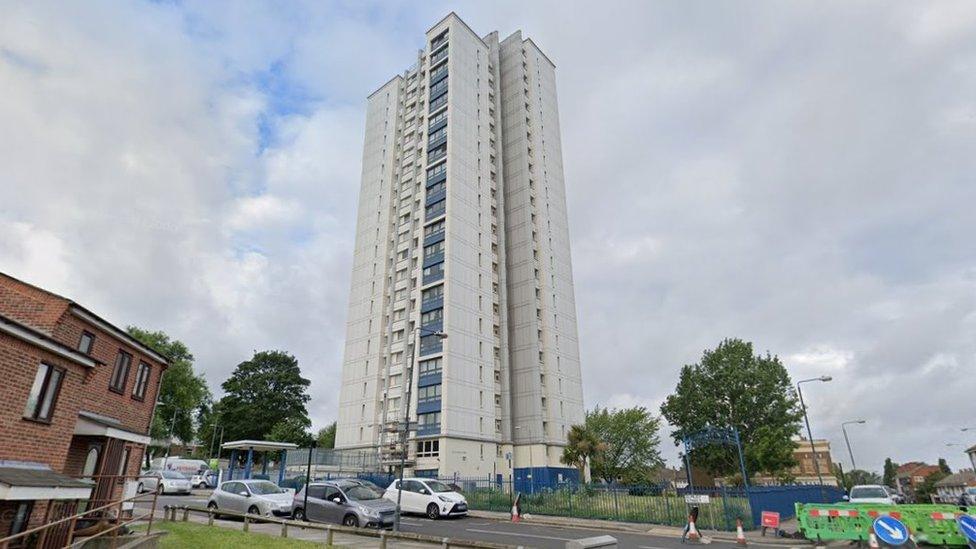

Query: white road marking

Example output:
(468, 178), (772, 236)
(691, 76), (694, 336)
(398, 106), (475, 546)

(465, 528), (573, 541)
(639, 545), (673, 549)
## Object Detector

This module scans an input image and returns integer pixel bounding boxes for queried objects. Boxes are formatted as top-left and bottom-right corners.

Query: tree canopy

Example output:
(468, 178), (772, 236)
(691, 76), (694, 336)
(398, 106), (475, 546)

(316, 422), (337, 449)
(660, 338), (803, 478)
(883, 458), (897, 487)
(218, 350), (312, 443)
(586, 406), (664, 484)
(561, 424), (604, 481)
(127, 327), (210, 446)
(840, 469), (883, 491)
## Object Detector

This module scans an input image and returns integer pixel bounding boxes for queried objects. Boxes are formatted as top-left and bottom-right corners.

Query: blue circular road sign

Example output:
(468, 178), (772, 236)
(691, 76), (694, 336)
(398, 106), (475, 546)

(957, 515), (976, 544)
(874, 515), (910, 546)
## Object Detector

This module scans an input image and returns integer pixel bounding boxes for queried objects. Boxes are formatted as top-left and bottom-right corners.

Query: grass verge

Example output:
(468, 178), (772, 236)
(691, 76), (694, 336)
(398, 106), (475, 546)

(136, 521), (323, 548)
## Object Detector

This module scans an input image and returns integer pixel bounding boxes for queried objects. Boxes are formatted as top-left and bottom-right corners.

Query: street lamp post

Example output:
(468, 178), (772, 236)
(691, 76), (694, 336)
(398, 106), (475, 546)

(393, 327), (447, 532)
(841, 420), (866, 472)
(797, 376), (832, 502)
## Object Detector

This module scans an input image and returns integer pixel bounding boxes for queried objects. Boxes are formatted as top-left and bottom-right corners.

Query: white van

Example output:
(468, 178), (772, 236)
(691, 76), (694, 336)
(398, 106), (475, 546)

(150, 457), (213, 488)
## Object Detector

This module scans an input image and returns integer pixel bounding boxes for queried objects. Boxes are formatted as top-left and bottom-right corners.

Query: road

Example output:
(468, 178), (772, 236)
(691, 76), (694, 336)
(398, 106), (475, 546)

(137, 492), (794, 549)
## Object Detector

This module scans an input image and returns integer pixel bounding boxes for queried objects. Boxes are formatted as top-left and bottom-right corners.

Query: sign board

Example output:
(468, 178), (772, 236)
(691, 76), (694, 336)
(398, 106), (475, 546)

(684, 494), (711, 504)
(873, 515), (909, 546)
(957, 515), (976, 544)
(761, 511), (781, 529)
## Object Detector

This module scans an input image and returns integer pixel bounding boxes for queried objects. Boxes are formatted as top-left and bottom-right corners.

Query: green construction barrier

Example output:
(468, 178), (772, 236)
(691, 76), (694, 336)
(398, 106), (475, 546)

(795, 503), (975, 546)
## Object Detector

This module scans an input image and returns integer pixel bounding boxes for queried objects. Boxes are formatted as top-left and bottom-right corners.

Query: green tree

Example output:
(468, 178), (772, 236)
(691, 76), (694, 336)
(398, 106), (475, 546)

(127, 327), (210, 460)
(194, 400), (222, 459)
(840, 469), (883, 491)
(586, 406), (664, 484)
(938, 458), (952, 475)
(915, 471), (948, 503)
(560, 424), (605, 482)
(218, 350), (311, 443)
(883, 458), (898, 487)
(660, 338), (803, 478)
(268, 416), (313, 446)
(316, 422), (337, 449)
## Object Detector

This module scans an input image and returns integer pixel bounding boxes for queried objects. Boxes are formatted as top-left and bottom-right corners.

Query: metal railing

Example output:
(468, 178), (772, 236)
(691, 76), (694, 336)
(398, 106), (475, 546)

(0, 486), (160, 548)
(161, 504), (518, 548)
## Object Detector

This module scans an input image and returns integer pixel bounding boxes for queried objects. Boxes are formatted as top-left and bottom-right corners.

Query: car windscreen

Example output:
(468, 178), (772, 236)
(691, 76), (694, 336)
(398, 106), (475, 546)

(851, 487), (887, 499)
(161, 471), (185, 479)
(248, 481), (284, 495)
(425, 480), (454, 493)
(344, 484), (383, 501)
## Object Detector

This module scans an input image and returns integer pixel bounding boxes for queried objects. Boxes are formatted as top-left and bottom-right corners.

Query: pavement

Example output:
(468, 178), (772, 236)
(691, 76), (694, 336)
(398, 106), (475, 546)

(136, 491), (815, 549)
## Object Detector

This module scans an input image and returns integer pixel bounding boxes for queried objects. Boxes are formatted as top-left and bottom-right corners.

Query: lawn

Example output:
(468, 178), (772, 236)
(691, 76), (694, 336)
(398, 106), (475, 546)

(138, 521), (323, 548)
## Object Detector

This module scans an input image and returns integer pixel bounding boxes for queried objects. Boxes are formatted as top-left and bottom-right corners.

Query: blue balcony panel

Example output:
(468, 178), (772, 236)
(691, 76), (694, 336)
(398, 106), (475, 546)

(425, 207), (446, 223)
(416, 424), (441, 437)
(428, 117), (447, 134)
(419, 342), (443, 356)
(416, 399), (442, 414)
(422, 270), (444, 285)
(425, 188), (446, 207)
(429, 84), (448, 102)
(423, 230), (445, 248)
(420, 295), (443, 314)
(430, 68), (448, 86)
(423, 251), (444, 269)
(426, 170), (446, 188)
(421, 319), (443, 333)
(428, 134), (447, 150)
(418, 371), (442, 388)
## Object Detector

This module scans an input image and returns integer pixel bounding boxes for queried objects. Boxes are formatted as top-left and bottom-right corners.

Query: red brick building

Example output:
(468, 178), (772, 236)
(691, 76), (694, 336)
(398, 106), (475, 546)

(0, 272), (168, 539)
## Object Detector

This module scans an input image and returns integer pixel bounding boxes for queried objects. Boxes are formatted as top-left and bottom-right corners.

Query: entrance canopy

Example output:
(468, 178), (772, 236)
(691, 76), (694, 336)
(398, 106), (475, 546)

(220, 440), (298, 485)
(0, 464), (93, 501)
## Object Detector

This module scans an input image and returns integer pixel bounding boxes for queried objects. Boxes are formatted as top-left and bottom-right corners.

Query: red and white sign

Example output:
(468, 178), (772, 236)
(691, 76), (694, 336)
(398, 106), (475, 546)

(761, 511), (781, 529)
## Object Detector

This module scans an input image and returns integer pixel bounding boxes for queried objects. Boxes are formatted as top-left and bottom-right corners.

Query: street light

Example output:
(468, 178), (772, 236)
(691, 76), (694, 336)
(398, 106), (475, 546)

(797, 376), (832, 502)
(841, 420), (866, 471)
(154, 399), (180, 471)
(515, 425), (535, 494)
(393, 326), (447, 532)
(962, 427), (976, 432)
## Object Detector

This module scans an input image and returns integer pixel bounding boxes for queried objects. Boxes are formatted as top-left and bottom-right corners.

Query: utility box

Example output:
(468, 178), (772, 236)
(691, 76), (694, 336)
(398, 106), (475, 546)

(566, 535), (618, 549)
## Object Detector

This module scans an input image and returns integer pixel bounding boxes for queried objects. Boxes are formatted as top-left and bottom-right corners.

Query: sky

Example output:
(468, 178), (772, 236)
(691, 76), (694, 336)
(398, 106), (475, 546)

(2, 0), (975, 473)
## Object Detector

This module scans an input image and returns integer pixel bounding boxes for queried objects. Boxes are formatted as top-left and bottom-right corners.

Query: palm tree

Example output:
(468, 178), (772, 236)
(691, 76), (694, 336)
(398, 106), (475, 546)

(561, 424), (604, 483)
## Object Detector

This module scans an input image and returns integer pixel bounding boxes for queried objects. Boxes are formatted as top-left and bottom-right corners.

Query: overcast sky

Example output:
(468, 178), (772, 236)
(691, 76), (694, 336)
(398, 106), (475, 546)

(2, 1), (975, 472)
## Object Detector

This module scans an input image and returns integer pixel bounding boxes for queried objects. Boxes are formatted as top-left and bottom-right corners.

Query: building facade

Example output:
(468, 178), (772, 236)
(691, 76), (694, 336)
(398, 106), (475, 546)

(336, 13), (584, 483)
(0, 272), (167, 539)
(790, 438), (839, 486)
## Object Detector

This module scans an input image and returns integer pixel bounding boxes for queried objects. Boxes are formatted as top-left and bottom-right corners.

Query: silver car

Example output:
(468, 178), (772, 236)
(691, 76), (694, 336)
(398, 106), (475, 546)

(208, 480), (294, 517)
(292, 479), (396, 528)
(138, 470), (191, 495)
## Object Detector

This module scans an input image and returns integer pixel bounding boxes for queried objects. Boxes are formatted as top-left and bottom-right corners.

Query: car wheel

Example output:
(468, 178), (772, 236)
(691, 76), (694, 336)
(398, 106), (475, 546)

(137, 483), (144, 493)
(207, 501), (219, 517)
(247, 505), (260, 516)
(343, 514), (359, 527)
(156, 484), (164, 495)
(293, 508), (306, 522)
(426, 503), (440, 520)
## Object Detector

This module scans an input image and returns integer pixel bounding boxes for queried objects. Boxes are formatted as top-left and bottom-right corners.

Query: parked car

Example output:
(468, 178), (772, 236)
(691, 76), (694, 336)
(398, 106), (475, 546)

(138, 470), (192, 495)
(383, 478), (467, 519)
(208, 480), (293, 517)
(962, 487), (976, 506)
(846, 484), (897, 505)
(292, 479), (395, 528)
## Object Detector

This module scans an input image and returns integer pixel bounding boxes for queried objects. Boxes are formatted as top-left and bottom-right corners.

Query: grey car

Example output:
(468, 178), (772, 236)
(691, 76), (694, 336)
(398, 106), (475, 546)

(292, 479), (396, 528)
(208, 479), (294, 517)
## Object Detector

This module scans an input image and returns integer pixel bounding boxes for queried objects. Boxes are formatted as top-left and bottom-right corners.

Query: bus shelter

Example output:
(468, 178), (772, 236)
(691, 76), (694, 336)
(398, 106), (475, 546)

(221, 440), (298, 486)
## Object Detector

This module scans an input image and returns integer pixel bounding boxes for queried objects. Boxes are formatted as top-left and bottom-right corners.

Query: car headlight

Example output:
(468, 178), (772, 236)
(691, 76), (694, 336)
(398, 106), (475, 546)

(358, 505), (379, 517)
(437, 495), (451, 502)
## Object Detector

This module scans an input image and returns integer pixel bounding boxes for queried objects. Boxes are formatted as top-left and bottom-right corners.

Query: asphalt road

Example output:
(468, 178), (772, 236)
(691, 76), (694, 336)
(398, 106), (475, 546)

(137, 492), (792, 549)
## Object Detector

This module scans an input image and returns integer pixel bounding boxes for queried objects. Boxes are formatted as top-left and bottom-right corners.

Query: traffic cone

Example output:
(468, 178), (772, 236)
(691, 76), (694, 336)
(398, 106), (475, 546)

(736, 519), (747, 546)
(686, 513), (701, 541)
(868, 526), (880, 549)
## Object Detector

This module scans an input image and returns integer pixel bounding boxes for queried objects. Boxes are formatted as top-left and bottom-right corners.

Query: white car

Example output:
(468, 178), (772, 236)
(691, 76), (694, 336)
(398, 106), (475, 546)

(846, 485), (896, 505)
(208, 480), (294, 517)
(138, 470), (192, 495)
(383, 478), (467, 519)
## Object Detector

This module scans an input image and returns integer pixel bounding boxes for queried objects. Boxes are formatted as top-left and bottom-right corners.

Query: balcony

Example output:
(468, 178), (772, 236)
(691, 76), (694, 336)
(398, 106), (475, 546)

(429, 116), (447, 134)
(419, 337), (443, 356)
(423, 229), (445, 248)
(427, 146), (446, 164)
(426, 169), (446, 188)
(429, 81), (448, 102)
(418, 370), (442, 388)
(425, 200), (445, 221)
(430, 34), (448, 52)
(428, 133), (447, 150)
(417, 398), (441, 414)
(422, 269), (444, 285)
(425, 187), (446, 207)
(430, 66), (448, 86)
(420, 295), (443, 314)
(429, 94), (447, 114)
(420, 318), (443, 334)
(430, 47), (448, 68)
(417, 423), (441, 437)
(422, 251), (444, 269)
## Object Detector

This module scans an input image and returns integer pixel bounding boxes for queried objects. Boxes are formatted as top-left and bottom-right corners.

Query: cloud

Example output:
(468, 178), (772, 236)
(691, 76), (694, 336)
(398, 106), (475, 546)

(2, 1), (975, 473)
